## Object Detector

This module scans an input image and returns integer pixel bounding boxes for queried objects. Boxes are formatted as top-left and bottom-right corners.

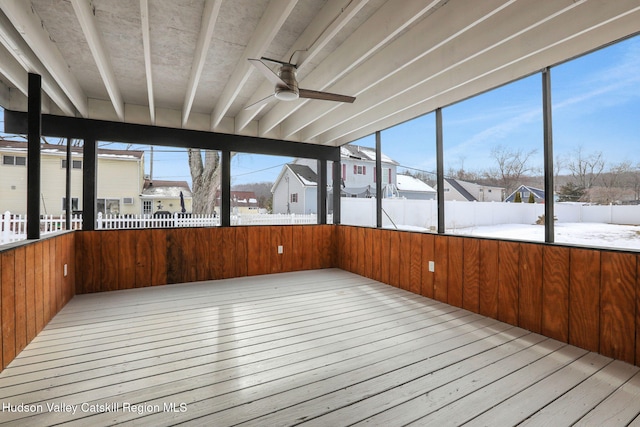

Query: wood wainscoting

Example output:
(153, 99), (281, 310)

(74, 225), (335, 293)
(0, 233), (75, 370)
(335, 225), (640, 367)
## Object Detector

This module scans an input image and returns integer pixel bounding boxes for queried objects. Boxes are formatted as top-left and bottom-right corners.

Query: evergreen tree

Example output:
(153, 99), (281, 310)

(557, 182), (585, 202)
(528, 192), (535, 203)
(514, 191), (522, 203)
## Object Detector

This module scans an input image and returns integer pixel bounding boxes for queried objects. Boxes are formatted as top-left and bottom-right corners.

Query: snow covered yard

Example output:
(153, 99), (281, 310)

(448, 222), (640, 250)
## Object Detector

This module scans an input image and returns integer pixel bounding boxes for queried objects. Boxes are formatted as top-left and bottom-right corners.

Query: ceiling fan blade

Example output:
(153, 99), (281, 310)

(248, 58), (289, 88)
(260, 56), (292, 67)
(299, 88), (355, 103)
(244, 93), (276, 110)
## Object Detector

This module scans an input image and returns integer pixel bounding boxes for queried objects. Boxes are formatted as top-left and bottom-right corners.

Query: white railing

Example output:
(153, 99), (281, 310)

(96, 212), (222, 229)
(1, 211), (83, 244)
(1, 211), (325, 245)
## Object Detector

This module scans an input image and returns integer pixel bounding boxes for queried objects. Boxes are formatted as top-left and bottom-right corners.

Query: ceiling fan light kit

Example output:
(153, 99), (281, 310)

(247, 57), (355, 109)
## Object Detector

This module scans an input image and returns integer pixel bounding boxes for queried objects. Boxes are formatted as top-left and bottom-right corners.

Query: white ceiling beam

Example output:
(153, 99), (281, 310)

(332, 7), (640, 147)
(0, 0), (87, 117)
(210, 0), (298, 130)
(323, 0), (640, 145)
(234, 0), (368, 132)
(310, 0), (584, 143)
(71, 0), (124, 121)
(140, 0), (155, 124)
(288, 0), (516, 141)
(182, 0), (222, 128)
(0, 40), (28, 95)
(257, 0), (448, 137)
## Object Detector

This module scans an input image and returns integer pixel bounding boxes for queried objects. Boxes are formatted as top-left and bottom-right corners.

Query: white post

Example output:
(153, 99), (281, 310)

(2, 211), (11, 243)
(97, 212), (103, 229)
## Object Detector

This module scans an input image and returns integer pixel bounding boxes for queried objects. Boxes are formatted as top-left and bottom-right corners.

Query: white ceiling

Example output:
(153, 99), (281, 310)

(0, 0), (639, 147)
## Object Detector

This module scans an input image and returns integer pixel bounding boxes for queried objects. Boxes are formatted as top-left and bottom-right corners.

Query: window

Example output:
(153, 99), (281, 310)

(62, 159), (82, 169)
(143, 200), (152, 214)
(443, 73), (543, 241)
(97, 198), (121, 215)
(353, 165), (366, 175)
(290, 193), (298, 203)
(552, 35), (640, 249)
(381, 112), (437, 232)
(62, 197), (79, 211)
(3, 155), (26, 166)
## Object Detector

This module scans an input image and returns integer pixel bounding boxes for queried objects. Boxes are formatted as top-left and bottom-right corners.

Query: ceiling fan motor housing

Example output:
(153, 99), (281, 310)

(275, 64), (299, 101)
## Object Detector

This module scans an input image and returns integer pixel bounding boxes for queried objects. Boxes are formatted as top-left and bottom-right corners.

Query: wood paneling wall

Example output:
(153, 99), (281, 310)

(336, 226), (640, 367)
(74, 225), (334, 293)
(3, 225), (639, 373)
(0, 233), (75, 371)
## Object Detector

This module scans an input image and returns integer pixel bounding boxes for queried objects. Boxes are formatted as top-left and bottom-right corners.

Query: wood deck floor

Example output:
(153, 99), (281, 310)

(1, 268), (639, 426)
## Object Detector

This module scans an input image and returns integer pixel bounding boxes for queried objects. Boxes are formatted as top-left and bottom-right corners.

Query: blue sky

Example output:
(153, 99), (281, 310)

(2, 34), (638, 186)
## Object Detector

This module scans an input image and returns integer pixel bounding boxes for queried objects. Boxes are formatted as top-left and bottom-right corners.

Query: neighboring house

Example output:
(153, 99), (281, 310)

(231, 191), (260, 214)
(441, 178), (505, 202)
(271, 143), (399, 214)
(141, 179), (192, 215)
(0, 141), (145, 216)
(396, 174), (436, 200)
(505, 185), (545, 203)
(339, 144), (398, 197)
(271, 164), (318, 215)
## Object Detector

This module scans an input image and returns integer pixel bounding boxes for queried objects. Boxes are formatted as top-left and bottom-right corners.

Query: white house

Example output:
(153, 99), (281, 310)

(1, 141), (145, 216)
(141, 179), (193, 215)
(0, 140), (192, 216)
(396, 174), (436, 200)
(271, 144), (399, 214)
(440, 178), (505, 202)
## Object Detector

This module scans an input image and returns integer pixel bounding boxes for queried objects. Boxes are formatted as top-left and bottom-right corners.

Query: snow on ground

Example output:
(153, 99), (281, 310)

(391, 222), (640, 250)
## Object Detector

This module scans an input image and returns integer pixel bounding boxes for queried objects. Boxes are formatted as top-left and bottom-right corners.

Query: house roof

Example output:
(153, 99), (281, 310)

(340, 144), (398, 165)
(142, 179), (192, 198)
(1, 2), (634, 147)
(0, 140), (144, 160)
(287, 163), (318, 187)
(505, 185), (546, 201)
(231, 191), (259, 207)
(396, 174), (436, 193)
(445, 178), (477, 202)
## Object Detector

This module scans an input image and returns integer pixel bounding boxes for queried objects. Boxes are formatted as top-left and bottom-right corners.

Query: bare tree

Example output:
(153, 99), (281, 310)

(487, 145), (538, 194)
(188, 149), (224, 214)
(566, 147), (605, 192)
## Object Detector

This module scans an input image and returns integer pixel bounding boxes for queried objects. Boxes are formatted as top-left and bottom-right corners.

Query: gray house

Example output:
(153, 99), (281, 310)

(271, 164), (318, 215)
(272, 144), (399, 214)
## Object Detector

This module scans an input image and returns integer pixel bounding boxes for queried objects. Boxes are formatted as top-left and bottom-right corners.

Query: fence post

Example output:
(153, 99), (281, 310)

(97, 212), (103, 229)
(2, 211), (10, 242)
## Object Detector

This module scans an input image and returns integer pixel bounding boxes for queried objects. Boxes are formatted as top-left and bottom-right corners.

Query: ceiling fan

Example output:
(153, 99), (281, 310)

(246, 57), (355, 109)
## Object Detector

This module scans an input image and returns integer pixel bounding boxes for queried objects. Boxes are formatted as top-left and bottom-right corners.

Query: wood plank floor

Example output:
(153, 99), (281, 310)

(1, 269), (639, 426)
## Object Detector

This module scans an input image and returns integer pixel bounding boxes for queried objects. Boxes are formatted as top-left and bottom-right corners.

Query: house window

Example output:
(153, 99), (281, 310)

(62, 197), (79, 211)
(290, 193), (298, 203)
(382, 168), (390, 183)
(522, 191), (530, 198)
(143, 200), (152, 214)
(61, 159), (82, 169)
(354, 165), (366, 175)
(3, 155), (26, 166)
(97, 198), (121, 215)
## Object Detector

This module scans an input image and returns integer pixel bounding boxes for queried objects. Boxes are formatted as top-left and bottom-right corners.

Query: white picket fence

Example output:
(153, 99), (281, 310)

(1, 211), (322, 245)
(1, 211), (83, 244)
